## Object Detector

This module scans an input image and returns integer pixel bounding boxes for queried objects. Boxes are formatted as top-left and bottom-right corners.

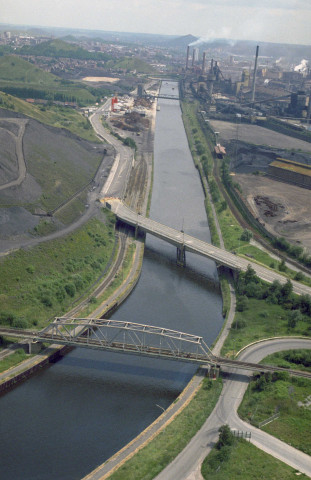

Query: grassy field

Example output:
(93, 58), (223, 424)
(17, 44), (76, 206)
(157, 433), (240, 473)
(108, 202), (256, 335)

(79, 242), (136, 317)
(0, 55), (96, 105)
(220, 297), (310, 358)
(0, 212), (116, 329)
(238, 352), (311, 455)
(237, 244), (311, 287)
(108, 378), (222, 480)
(0, 349), (29, 373)
(0, 91), (99, 142)
(201, 437), (308, 480)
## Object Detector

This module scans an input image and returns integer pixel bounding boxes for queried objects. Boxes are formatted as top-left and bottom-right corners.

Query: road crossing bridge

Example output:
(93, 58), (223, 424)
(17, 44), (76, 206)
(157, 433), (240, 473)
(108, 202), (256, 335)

(106, 198), (311, 297)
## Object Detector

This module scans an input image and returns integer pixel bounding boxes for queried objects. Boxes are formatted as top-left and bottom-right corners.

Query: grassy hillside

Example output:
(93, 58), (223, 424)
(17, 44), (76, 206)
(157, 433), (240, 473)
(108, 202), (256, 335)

(0, 55), (59, 84)
(19, 38), (111, 61)
(0, 214), (116, 329)
(107, 57), (155, 74)
(0, 55), (95, 104)
(0, 91), (99, 141)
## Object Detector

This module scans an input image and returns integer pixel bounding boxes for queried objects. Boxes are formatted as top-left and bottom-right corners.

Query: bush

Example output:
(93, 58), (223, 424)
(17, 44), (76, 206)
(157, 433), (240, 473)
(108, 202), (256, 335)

(236, 295), (249, 312)
(65, 282), (76, 297)
(240, 229), (253, 242)
(216, 425), (234, 449)
(232, 319), (246, 329)
(12, 318), (29, 329)
(40, 295), (53, 307)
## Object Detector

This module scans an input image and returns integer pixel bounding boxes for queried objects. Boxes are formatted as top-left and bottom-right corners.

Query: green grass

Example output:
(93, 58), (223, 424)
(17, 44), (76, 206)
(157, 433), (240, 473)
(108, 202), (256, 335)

(201, 438), (308, 480)
(54, 192), (88, 226)
(0, 56), (95, 105)
(80, 241), (136, 316)
(109, 378), (222, 480)
(0, 349), (29, 373)
(0, 214), (116, 329)
(0, 55), (60, 85)
(219, 275), (231, 318)
(220, 298), (309, 358)
(0, 91), (99, 141)
(238, 352), (311, 455)
(106, 57), (155, 74)
(237, 245), (311, 287)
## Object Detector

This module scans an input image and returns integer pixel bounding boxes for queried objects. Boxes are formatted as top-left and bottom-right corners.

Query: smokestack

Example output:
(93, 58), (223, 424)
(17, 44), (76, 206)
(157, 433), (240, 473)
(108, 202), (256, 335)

(251, 45), (259, 105)
(210, 59), (214, 73)
(186, 45), (190, 70)
(307, 93), (311, 126)
(192, 49), (195, 67)
(202, 51), (207, 73)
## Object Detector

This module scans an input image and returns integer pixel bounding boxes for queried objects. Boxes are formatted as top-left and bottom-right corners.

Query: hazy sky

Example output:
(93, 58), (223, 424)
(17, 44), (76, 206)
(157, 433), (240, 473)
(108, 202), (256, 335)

(1, 0), (311, 45)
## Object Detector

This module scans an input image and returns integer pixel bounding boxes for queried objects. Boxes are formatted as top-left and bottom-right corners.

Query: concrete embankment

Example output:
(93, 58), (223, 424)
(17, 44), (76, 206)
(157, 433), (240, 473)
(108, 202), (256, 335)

(0, 345), (72, 394)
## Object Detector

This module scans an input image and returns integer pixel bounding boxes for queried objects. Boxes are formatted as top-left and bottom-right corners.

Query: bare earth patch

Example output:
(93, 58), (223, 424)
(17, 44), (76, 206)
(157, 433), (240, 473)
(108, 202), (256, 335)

(235, 173), (311, 253)
(82, 76), (119, 83)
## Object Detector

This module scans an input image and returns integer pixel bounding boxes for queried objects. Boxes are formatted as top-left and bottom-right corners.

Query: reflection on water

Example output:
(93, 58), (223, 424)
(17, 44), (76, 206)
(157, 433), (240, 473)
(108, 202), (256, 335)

(0, 81), (223, 480)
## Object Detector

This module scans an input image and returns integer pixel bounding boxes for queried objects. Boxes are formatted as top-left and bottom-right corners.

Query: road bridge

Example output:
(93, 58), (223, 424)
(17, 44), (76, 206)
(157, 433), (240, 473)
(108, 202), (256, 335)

(1, 320), (311, 378)
(146, 94), (180, 101)
(107, 198), (311, 297)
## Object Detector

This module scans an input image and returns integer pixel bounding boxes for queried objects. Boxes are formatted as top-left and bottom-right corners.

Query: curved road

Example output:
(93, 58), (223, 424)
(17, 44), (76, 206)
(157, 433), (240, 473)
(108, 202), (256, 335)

(0, 104), (134, 257)
(0, 119), (28, 191)
(155, 338), (311, 480)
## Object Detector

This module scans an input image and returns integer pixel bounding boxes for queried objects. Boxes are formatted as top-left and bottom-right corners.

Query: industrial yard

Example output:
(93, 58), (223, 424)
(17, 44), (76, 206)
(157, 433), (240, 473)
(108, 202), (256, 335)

(234, 173), (311, 252)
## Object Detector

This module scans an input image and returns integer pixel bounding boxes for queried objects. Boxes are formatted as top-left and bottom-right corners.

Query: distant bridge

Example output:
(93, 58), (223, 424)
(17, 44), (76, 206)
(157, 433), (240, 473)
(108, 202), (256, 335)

(145, 93), (180, 101)
(107, 199), (311, 297)
(1, 320), (311, 378)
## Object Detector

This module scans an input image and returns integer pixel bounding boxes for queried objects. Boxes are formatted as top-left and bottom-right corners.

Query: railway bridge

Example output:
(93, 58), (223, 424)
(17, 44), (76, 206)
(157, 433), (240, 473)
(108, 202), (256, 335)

(1, 319), (311, 378)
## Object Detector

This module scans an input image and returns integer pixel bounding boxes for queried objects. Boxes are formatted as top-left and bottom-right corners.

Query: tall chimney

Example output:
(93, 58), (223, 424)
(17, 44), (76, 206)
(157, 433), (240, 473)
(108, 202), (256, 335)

(202, 51), (207, 73)
(186, 45), (190, 70)
(251, 45), (259, 105)
(192, 49), (196, 67)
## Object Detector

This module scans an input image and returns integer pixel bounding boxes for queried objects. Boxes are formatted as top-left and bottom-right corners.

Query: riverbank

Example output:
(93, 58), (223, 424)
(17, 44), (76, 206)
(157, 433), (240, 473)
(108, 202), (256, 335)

(0, 92), (156, 391)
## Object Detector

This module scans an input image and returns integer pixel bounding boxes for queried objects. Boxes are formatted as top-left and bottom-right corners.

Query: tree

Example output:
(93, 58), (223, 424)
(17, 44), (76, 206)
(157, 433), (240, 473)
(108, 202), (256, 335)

(280, 279), (293, 302)
(216, 425), (234, 450)
(240, 229), (253, 242)
(279, 259), (287, 272)
(244, 264), (257, 284)
(236, 295), (249, 312)
(287, 310), (302, 329)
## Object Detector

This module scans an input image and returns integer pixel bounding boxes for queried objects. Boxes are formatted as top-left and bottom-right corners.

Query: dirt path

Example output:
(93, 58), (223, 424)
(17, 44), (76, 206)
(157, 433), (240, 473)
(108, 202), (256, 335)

(0, 119), (28, 191)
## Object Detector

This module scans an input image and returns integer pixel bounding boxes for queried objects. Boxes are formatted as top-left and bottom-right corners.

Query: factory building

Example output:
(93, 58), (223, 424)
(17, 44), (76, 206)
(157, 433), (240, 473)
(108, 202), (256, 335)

(268, 158), (311, 189)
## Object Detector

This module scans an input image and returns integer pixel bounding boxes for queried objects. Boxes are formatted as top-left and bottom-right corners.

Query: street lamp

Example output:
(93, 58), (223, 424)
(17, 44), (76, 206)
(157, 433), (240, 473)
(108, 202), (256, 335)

(156, 404), (165, 413)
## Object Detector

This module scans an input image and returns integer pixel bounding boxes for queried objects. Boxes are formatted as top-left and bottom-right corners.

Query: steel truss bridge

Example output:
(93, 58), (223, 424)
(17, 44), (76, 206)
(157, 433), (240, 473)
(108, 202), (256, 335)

(38, 317), (214, 364)
(1, 319), (311, 378)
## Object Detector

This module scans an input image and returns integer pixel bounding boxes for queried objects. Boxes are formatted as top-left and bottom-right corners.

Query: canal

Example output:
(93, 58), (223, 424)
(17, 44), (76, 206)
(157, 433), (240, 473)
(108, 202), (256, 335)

(0, 81), (224, 480)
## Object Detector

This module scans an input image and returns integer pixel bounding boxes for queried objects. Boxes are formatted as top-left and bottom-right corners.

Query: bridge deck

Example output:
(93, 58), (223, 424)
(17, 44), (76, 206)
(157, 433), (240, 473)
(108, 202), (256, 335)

(107, 199), (311, 297)
(1, 323), (311, 378)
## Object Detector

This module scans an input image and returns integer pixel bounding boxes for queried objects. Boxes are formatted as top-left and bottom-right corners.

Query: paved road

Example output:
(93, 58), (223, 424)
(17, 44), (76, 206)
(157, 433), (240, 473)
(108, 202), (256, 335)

(0, 103), (133, 257)
(90, 103), (133, 199)
(155, 338), (311, 480)
(109, 199), (311, 297)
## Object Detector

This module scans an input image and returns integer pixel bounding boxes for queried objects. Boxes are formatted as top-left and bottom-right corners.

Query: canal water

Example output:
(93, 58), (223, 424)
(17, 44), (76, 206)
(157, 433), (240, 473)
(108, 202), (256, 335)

(0, 82), (223, 480)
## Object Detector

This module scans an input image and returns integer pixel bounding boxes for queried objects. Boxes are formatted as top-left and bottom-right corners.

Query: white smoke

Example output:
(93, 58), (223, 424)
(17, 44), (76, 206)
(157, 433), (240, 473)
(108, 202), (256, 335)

(189, 28), (233, 47)
(294, 59), (309, 73)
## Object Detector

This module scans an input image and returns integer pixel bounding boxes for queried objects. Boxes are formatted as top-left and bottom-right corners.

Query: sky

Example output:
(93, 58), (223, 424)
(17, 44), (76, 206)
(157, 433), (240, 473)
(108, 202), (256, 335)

(1, 0), (311, 45)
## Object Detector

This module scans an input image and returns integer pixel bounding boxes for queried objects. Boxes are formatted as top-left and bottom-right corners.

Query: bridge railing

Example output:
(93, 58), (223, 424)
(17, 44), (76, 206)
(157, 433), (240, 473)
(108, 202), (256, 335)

(38, 317), (213, 361)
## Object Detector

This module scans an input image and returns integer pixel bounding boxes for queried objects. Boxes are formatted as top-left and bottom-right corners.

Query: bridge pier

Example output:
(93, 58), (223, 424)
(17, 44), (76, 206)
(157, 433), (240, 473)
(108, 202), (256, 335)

(177, 244), (186, 267)
(135, 223), (139, 239)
